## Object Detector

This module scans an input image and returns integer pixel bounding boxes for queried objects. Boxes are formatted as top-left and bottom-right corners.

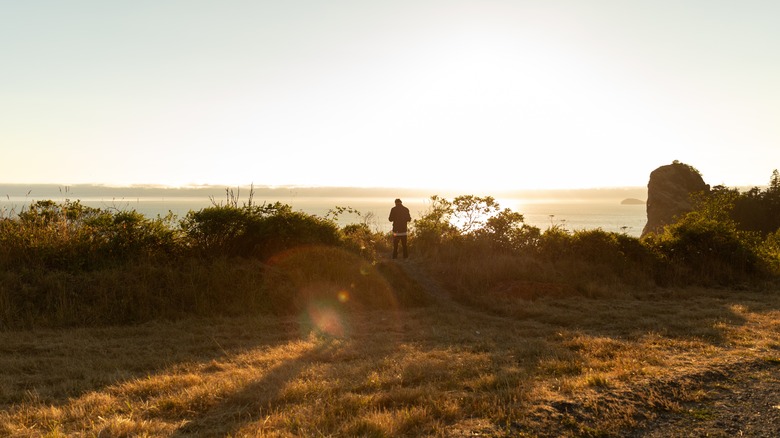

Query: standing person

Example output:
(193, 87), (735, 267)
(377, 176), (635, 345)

(389, 198), (411, 259)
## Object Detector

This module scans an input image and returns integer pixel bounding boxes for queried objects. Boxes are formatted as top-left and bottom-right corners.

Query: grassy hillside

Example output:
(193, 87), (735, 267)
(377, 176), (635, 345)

(5, 191), (778, 328)
(1, 259), (778, 436)
(1, 192), (779, 435)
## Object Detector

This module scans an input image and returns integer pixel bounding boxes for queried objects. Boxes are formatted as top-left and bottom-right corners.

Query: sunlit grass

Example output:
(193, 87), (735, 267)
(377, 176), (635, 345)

(2, 284), (778, 437)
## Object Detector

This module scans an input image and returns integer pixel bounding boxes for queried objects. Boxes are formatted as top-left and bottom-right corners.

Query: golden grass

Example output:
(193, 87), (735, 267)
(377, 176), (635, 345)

(1, 268), (779, 437)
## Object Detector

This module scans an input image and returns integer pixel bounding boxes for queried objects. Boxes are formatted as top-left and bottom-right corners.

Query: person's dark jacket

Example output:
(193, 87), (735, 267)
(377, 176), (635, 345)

(389, 205), (411, 233)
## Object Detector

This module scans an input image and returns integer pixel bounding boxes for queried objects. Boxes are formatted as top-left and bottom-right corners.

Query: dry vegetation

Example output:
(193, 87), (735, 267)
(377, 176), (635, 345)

(1, 258), (779, 437)
(2, 190), (780, 436)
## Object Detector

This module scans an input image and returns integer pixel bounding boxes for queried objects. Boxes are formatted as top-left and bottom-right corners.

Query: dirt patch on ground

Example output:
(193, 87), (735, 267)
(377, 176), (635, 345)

(506, 358), (780, 437)
(632, 358), (780, 437)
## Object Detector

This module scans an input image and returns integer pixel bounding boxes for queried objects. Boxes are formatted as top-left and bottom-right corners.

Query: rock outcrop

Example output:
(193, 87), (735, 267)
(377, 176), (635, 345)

(641, 161), (709, 237)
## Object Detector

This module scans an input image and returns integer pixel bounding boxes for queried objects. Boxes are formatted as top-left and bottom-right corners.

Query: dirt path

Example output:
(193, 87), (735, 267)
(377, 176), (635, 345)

(633, 359), (780, 437)
(390, 257), (453, 303)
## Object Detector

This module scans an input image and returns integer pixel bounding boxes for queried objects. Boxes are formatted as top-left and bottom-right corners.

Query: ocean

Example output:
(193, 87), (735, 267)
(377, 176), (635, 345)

(0, 185), (648, 237)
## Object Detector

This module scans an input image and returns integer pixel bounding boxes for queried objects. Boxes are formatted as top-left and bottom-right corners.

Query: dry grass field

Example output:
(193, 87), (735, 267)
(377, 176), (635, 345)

(1, 259), (779, 437)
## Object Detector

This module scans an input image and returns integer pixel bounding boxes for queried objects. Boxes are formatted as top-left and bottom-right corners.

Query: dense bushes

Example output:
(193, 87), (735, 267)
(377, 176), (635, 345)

(0, 200), (348, 269)
(641, 173), (780, 285)
(3, 184), (780, 329)
(730, 170), (780, 236)
(645, 215), (764, 286)
(0, 200), (177, 270)
(0, 199), (392, 328)
(180, 202), (341, 258)
(412, 192), (779, 306)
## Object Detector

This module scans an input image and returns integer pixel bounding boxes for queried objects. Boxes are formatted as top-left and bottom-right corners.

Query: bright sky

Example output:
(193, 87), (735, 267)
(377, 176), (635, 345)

(2, 1), (779, 191)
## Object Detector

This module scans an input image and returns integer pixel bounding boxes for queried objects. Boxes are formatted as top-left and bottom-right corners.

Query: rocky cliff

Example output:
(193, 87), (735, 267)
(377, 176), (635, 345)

(641, 162), (709, 237)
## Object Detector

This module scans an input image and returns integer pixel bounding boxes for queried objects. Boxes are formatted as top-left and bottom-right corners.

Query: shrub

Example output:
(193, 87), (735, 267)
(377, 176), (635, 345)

(413, 195), (538, 255)
(646, 213), (765, 285)
(326, 206), (387, 260)
(180, 202), (340, 259)
(180, 204), (258, 255)
(412, 195), (459, 253)
(475, 209), (541, 252)
(759, 228), (780, 275)
(0, 200), (177, 270)
(251, 210), (341, 258)
(569, 229), (652, 268)
(535, 225), (574, 261)
(85, 210), (179, 261)
(340, 223), (386, 260)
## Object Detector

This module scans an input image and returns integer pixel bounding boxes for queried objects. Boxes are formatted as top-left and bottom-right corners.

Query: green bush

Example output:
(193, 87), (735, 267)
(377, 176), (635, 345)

(179, 204), (258, 255)
(250, 210), (341, 258)
(340, 223), (386, 260)
(535, 225), (574, 261)
(412, 195), (459, 253)
(85, 210), (179, 261)
(0, 200), (177, 270)
(759, 228), (780, 275)
(569, 229), (652, 268)
(475, 208), (541, 252)
(646, 214), (765, 285)
(180, 202), (340, 259)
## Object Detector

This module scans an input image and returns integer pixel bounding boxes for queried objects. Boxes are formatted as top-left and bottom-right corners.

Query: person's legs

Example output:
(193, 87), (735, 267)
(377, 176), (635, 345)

(392, 235), (400, 259)
(401, 235), (408, 258)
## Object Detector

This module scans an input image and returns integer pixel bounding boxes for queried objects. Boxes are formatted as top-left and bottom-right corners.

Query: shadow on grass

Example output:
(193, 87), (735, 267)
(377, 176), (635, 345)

(1, 255), (778, 437)
(168, 260), (419, 436)
(170, 337), (335, 437)
(0, 317), (301, 407)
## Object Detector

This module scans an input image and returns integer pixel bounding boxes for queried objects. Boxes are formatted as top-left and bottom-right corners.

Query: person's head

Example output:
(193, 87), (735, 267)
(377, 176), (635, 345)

(394, 198), (402, 205)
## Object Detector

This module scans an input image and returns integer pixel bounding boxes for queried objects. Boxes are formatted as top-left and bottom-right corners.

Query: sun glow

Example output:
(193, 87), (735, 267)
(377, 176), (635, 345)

(3, 2), (779, 191)
(306, 301), (347, 338)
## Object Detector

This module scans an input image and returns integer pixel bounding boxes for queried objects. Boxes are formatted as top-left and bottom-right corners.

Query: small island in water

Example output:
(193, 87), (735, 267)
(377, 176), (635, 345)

(620, 198), (645, 205)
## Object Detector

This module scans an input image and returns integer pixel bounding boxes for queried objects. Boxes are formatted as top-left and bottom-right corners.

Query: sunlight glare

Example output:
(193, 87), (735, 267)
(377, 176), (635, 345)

(306, 300), (347, 338)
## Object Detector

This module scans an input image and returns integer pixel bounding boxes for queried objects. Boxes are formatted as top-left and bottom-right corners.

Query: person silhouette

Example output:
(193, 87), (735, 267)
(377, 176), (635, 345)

(388, 198), (411, 259)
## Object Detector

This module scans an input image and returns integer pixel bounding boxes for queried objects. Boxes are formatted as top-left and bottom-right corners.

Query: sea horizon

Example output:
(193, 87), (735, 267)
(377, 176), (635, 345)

(0, 182), (649, 200)
(1, 183), (649, 237)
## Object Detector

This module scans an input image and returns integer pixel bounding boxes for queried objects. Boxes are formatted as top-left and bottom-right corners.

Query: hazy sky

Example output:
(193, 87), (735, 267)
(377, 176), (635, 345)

(2, 1), (779, 190)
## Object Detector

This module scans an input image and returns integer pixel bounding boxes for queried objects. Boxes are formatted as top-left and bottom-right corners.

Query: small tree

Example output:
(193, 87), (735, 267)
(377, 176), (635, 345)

(413, 195), (458, 251)
(476, 208), (540, 252)
(450, 195), (501, 233)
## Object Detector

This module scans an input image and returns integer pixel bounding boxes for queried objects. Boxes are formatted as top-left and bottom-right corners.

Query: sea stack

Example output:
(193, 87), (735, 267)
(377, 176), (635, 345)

(641, 161), (709, 237)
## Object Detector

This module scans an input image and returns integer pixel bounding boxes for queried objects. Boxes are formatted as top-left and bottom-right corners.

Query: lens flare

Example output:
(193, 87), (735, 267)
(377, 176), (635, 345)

(266, 246), (403, 341)
(306, 301), (346, 338)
